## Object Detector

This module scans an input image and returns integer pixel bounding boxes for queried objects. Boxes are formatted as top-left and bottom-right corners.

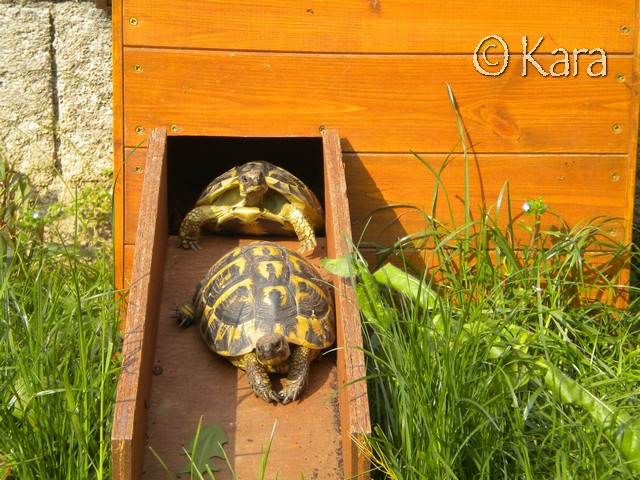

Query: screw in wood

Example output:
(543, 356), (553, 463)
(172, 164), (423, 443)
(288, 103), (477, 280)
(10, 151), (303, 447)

(170, 124), (179, 133)
(135, 126), (145, 135)
(620, 25), (630, 34)
(615, 73), (626, 83)
(133, 64), (143, 73)
(129, 17), (138, 26)
(612, 124), (622, 134)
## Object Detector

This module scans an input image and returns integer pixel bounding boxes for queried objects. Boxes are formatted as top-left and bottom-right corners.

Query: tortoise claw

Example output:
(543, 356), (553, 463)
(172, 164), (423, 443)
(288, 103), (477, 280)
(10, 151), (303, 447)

(179, 238), (202, 251)
(298, 237), (317, 254)
(171, 305), (195, 328)
(252, 384), (282, 405)
(280, 379), (305, 405)
(177, 315), (194, 328)
(246, 353), (283, 404)
(260, 390), (283, 405)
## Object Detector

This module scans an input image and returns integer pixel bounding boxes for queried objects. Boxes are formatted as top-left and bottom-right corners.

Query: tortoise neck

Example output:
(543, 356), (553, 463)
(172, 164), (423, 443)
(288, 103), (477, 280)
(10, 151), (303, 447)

(243, 190), (265, 207)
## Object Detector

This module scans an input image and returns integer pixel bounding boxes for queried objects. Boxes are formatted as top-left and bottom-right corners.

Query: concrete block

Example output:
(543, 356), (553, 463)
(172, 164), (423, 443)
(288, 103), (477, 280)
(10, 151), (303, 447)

(52, 2), (112, 188)
(0, 2), (57, 199)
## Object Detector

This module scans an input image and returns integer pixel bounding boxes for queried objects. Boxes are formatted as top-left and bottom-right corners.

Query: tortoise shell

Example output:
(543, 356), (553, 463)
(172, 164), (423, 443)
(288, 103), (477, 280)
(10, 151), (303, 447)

(191, 242), (335, 359)
(196, 161), (324, 237)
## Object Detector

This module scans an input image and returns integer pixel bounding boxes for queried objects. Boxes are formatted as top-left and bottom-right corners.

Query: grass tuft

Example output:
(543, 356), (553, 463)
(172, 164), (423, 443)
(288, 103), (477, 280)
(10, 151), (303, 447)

(0, 159), (121, 479)
(335, 157), (640, 479)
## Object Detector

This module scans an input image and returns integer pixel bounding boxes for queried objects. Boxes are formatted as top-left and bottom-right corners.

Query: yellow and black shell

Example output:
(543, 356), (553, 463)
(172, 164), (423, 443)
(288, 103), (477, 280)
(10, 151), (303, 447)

(196, 161), (324, 237)
(191, 242), (335, 360)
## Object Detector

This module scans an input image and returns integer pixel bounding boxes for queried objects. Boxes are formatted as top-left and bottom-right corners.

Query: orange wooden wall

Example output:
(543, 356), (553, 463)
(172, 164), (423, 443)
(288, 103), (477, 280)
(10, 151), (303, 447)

(113, 1), (640, 290)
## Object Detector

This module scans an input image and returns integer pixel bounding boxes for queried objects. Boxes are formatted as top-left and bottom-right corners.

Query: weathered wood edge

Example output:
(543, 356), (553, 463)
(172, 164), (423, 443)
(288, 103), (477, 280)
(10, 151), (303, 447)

(625, 4), (640, 247)
(323, 128), (372, 479)
(112, 0), (125, 291)
(112, 128), (168, 479)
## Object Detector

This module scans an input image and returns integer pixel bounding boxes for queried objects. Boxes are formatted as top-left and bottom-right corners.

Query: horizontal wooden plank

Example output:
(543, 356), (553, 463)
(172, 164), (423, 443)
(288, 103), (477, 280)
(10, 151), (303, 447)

(122, 0), (636, 54)
(123, 149), (634, 260)
(122, 49), (633, 154)
(345, 153), (633, 246)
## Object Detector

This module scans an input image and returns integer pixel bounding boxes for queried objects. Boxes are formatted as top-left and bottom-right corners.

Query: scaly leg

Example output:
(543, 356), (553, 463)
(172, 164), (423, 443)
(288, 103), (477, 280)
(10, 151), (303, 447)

(280, 204), (316, 253)
(178, 205), (231, 250)
(245, 352), (281, 404)
(280, 346), (313, 404)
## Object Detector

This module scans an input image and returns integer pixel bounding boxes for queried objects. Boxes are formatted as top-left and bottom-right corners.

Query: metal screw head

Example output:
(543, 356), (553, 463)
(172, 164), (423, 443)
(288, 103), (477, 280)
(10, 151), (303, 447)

(610, 171), (620, 181)
(615, 73), (626, 82)
(620, 25), (630, 34)
(129, 17), (138, 26)
(170, 124), (179, 133)
(134, 165), (143, 173)
(135, 126), (145, 135)
(612, 124), (622, 134)
(133, 64), (143, 73)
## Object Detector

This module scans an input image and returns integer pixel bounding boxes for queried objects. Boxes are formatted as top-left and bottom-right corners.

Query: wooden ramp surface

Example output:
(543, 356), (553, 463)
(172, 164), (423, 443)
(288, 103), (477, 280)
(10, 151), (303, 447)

(142, 236), (343, 479)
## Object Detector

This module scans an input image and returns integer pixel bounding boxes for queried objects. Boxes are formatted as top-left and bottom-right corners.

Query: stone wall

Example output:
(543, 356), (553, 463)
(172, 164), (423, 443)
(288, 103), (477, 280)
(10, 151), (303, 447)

(0, 0), (112, 209)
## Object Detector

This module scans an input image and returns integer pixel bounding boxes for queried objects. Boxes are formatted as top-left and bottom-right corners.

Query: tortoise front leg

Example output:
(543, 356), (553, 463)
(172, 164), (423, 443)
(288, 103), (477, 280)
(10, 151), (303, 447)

(280, 346), (313, 404)
(244, 352), (282, 404)
(178, 205), (230, 250)
(280, 204), (317, 253)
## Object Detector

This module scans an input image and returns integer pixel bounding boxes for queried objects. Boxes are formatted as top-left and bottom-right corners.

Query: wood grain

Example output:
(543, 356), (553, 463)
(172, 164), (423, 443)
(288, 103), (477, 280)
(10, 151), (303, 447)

(122, 150), (634, 285)
(142, 237), (343, 479)
(114, 156), (125, 290)
(123, 147), (146, 245)
(123, 244), (134, 288)
(345, 153), (634, 246)
(323, 129), (371, 478)
(112, 0), (125, 290)
(122, 0), (636, 54)
(115, 129), (369, 477)
(122, 49), (633, 154)
(112, 129), (169, 480)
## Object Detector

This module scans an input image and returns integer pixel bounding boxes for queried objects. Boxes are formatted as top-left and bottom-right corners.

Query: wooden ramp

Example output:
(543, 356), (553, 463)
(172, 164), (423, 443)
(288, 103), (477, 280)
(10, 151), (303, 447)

(143, 237), (343, 478)
(111, 128), (371, 479)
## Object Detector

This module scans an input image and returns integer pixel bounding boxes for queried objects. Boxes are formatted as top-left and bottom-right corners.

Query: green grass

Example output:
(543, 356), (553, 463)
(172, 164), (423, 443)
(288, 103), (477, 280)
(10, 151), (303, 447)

(0, 160), (121, 479)
(327, 157), (640, 479)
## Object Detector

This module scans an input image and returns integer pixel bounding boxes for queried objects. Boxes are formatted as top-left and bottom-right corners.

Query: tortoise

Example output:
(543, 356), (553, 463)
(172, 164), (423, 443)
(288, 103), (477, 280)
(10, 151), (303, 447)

(175, 241), (335, 404)
(178, 161), (324, 253)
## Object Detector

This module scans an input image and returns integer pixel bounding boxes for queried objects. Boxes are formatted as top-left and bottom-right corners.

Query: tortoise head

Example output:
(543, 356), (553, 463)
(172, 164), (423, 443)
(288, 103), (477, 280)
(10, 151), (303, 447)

(238, 169), (268, 206)
(255, 332), (290, 367)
